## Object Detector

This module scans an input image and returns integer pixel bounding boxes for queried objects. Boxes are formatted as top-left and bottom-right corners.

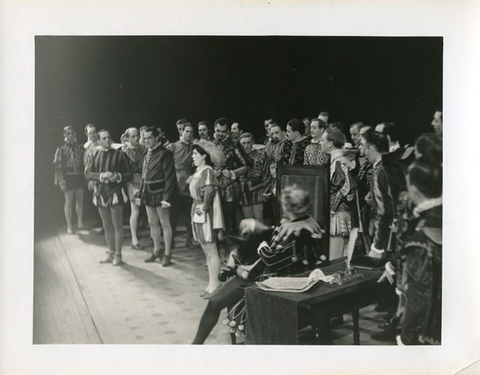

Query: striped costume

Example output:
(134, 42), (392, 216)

(238, 148), (269, 206)
(85, 148), (132, 207)
(139, 144), (178, 207)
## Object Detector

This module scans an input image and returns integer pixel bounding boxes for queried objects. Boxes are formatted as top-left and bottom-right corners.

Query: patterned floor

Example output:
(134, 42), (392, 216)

(33, 220), (394, 345)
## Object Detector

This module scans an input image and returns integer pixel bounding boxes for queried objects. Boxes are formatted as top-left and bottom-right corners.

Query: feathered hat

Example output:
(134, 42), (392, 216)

(194, 139), (226, 169)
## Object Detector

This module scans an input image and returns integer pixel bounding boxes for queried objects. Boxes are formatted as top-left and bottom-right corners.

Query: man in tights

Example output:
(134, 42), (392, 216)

(140, 127), (178, 267)
(212, 118), (251, 239)
(122, 127), (146, 250)
(85, 129), (132, 266)
(166, 122), (195, 249)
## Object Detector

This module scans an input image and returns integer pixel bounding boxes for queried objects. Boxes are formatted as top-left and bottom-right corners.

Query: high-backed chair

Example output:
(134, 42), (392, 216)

(276, 164), (330, 256)
(231, 164), (331, 344)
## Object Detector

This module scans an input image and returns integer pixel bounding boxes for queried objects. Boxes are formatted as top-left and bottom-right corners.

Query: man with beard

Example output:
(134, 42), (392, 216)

(198, 121), (212, 141)
(212, 118), (251, 237)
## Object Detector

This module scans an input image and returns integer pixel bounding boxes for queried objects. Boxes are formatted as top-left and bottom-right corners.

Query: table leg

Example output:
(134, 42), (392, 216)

(352, 308), (360, 345)
(311, 309), (332, 345)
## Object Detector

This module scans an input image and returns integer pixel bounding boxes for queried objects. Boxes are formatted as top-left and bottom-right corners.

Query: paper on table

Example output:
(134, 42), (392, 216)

(255, 269), (334, 293)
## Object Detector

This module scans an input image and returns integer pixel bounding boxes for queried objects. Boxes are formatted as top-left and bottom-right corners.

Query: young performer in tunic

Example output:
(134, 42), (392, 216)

(54, 126), (86, 234)
(304, 118), (328, 166)
(85, 129), (132, 266)
(189, 141), (225, 297)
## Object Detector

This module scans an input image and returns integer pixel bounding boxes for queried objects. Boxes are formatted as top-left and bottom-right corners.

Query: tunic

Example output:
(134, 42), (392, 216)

(356, 160), (375, 237)
(369, 158), (406, 250)
(189, 165), (225, 243)
(123, 144), (146, 201)
(263, 139), (286, 196)
(329, 149), (357, 237)
(54, 142), (85, 189)
(212, 136), (251, 202)
(166, 140), (194, 197)
(84, 148), (132, 207)
(279, 137), (310, 165)
(399, 204), (442, 345)
(304, 140), (328, 166)
(239, 148), (269, 206)
(139, 144), (178, 207)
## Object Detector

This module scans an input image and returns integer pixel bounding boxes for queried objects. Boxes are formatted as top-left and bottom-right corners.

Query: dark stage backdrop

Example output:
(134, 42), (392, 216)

(35, 36), (442, 224)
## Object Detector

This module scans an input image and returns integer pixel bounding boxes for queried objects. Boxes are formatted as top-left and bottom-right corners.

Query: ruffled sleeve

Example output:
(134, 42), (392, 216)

(202, 167), (218, 187)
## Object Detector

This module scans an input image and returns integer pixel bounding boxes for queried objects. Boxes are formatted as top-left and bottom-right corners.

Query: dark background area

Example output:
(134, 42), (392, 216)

(35, 36), (442, 224)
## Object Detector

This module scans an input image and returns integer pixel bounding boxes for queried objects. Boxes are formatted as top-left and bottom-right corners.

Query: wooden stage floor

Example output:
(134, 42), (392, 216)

(33, 222), (394, 345)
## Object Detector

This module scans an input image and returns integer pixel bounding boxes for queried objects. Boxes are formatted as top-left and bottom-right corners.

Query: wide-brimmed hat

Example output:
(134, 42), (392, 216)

(194, 139), (226, 169)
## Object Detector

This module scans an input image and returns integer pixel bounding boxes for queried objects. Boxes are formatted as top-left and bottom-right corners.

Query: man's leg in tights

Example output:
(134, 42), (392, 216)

(192, 276), (253, 344)
(110, 204), (124, 256)
(98, 206), (115, 260)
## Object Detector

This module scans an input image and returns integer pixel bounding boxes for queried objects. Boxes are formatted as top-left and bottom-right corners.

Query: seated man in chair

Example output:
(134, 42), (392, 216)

(192, 184), (325, 344)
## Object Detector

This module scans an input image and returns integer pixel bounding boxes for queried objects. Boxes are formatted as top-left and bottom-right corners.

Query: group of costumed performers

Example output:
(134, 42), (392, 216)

(53, 119), (442, 347)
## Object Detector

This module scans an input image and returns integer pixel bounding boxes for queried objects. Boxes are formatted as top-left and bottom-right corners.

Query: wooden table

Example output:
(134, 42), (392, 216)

(245, 260), (389, 345)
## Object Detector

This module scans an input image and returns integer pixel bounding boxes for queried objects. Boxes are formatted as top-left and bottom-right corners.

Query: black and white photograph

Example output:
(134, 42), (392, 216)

(34, 35), (443, 346)
(1, 1), (480, 375)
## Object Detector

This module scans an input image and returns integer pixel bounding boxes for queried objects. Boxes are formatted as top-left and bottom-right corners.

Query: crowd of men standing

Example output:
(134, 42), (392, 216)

(53, 109), (443, 345)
